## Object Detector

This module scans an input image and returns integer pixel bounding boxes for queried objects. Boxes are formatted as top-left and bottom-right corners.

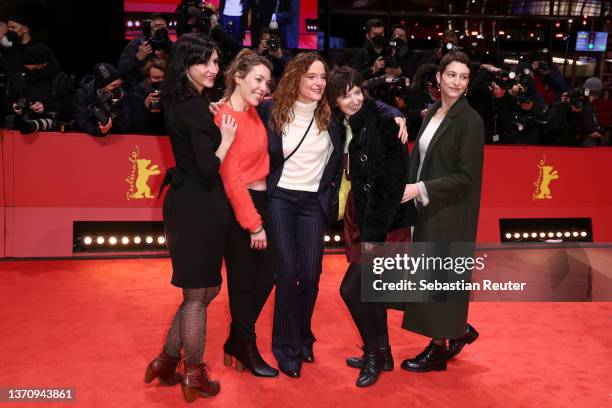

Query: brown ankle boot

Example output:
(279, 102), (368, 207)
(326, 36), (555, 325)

(182, 363), (221, 402)
(144, 350), (183, 386)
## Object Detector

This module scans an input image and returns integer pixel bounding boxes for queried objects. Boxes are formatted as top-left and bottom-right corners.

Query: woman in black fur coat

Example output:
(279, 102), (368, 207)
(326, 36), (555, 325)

(327, 66), (416, 388)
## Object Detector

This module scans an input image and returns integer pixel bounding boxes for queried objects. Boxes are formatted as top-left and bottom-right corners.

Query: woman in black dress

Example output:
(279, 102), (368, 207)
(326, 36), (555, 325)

(143, 34), (237, 403)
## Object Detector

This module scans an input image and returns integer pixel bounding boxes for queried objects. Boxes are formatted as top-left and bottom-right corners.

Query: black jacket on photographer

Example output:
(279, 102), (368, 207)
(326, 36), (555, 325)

(389, 40), (420, 82)
(345, 98), (416, 242)
(501, 95), (550, 145)
(118, 35), (173, 91)
(349, 40), (386, 81)
(126, 80), (166, 135)
(73, 64), (131, 137)
(5, 43), (74, 125)
(548, 97), (599, 146)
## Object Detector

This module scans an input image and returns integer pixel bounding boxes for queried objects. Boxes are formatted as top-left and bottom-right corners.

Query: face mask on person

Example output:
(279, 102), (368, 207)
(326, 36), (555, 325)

(1, 35), (13, 48)
(5, 31), (20, 44)
(370, 34), (386, 47)
(111, 87), (123, 102)
(154, 27), (169, 41)
(26, 68), (47, 80)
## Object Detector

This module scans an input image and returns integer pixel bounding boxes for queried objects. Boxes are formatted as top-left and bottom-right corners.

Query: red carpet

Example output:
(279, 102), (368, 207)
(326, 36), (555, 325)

(0, 255), (610, 407)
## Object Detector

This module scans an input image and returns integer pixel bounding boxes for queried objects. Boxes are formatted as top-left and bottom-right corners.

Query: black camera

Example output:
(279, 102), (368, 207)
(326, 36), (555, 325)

(566, 88), (589, 111)
(17, 112), (58, 135)
(267, 21), (281, 53)
(142, 19), (170, 51)
(87, 91), (116, 125)
(364, 76), (410, 107)
(481, 68), (517, 91)
(185, 4), (215, 34)
(512, 112), (548, 133)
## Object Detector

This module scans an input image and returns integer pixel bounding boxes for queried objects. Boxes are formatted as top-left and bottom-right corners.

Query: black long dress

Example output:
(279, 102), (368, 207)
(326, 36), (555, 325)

(162, 95), (229, 288)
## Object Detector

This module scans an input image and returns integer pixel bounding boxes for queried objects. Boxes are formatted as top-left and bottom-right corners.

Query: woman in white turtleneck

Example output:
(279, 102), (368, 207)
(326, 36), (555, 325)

(257, 53), (342, 378)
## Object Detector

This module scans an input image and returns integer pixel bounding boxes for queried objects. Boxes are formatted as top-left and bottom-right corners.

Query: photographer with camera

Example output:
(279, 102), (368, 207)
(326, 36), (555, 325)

(399, 63), (440, 140)
(175, 1), (240, 61)
(386, 24), (419, 82)
(530, 49), (567, 106)
(256, 25), (291, 82)
(419, 30), (459, 66)
(73, 63), (131, 137)
(125, 58), (167, 135)
(4, 43), (74, 134)
(349, 18), (388, 80)
(500, 71), (551, 145)
(118, 13), (173, 91)
(549, 77), (604, 146)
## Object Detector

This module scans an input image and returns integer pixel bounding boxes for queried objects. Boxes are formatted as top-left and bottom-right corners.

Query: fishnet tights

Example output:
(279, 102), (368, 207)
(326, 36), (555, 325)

(162, 286), (221, 364)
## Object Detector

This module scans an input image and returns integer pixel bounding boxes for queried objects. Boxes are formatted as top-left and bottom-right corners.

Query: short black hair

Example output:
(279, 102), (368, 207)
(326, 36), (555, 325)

(365, 18), (385, 33)
(391, 23), (408, 36)
(328, 66), (368, 118)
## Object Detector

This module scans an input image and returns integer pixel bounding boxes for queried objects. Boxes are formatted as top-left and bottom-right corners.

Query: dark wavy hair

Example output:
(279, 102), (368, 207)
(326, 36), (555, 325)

(161, 33), (220, 103)
(327, 66), (368, 120)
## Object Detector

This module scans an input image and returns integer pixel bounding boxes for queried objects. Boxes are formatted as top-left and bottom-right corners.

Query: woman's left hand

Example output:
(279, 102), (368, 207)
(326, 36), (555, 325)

(401, 184), (420, 203)
(394, 117), (408, 144)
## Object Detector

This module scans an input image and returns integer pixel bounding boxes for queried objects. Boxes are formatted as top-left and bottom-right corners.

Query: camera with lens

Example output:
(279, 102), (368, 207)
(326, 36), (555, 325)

(142, 19), (170, 51)
(87, 91), (116, 126)
(11, 98), (59, 134)
(364, 75), (410, 107)
(267, 21), (281, 53)
(512, 112), (548, 133)
(150, 90), (162, 113)
(481, 67), (517, 91)
(565, 87), (589, 111)
(442, 42), (463, 55)
(187, 4), (215, 34)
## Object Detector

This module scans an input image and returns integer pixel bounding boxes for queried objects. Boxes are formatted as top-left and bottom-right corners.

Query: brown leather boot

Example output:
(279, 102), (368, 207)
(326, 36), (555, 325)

(144, 350), (183, 386)
(182, 363), (221, 403)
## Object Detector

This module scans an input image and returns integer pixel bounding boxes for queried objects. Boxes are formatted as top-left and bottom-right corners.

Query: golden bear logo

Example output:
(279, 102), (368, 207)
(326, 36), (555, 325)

(126, 145), (161, 200)
(533, 156), (559, 200)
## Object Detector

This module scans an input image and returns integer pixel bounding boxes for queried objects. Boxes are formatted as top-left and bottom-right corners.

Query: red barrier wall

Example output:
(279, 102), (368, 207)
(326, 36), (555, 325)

(1, 130), (612, 257)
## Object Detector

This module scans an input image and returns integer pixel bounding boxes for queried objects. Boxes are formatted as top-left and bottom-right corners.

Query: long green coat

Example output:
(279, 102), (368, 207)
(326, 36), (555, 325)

(401, 96), (485, 339)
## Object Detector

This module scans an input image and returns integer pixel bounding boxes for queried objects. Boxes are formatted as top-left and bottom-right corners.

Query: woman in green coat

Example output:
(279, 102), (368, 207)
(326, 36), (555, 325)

(400, 51), (484, 372)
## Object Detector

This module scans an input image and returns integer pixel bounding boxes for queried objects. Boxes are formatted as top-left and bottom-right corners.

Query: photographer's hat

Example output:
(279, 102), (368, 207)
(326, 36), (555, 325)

(93, 63), (121, 89)
(583, 77), (602, 96)
(8, 12), (35, 28)
(23, 43), (51, 65)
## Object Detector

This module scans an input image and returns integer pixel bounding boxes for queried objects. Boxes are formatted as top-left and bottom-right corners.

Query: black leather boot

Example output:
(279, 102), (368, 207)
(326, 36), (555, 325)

(225, 340), (278, 377)
(401, 341), (447, 372)
(447, 324), (479, 359)
(346, 346), (394, 371)
(356, 346), (385, 387)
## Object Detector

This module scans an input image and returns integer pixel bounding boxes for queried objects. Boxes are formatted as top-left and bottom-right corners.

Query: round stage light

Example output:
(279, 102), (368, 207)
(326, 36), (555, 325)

(96, 236), (105, 245)
(122, 237), (130, 245)
(531, 233), (537, 238)
(564, 232), (571, 238)
(127, 20), (134, 28)
(572, 232), (579, 237)
(324, 235), (331, 242)
(109, 237), (117, 245)
(334, 235), (341, 242)
(146, 236), (154, 244)
(556, 232), (562, 238)
(83, 236), (93, 245)
(580, 231), (587, 237)
(158, 236), (166, 245)
(513, 233), (520, 239)
(505, 233), (512, 239)
(522, 233), (529, 239)
(134, 236), (142, 244)
(539, 232), (546, 238)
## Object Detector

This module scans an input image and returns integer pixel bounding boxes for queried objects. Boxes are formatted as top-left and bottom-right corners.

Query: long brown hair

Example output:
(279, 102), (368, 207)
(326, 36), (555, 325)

(271, 52), (331, 134)
(223, 48), (273, 100)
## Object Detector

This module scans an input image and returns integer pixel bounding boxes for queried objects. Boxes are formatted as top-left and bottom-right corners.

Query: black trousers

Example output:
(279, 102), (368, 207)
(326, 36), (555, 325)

(268, 187), (326, 371)
(225, 190), (275, 341)
(340, 263), (389, 347)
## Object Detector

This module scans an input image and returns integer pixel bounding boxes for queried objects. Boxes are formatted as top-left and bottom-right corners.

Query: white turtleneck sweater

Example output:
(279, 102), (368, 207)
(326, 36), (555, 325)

(277, 100), (333, 192)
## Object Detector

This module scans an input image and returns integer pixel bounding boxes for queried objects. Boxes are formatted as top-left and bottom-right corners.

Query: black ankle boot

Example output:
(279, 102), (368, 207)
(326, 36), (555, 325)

(401, 341), (447, 372)
(226, 340), (278, 377)
(346, 346), (393, 371)
(356, 346), (385, 387)
(447, 324), (479, 359)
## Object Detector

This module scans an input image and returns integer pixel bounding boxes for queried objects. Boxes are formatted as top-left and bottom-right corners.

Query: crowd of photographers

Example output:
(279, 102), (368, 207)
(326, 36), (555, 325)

(0, 6), (608, 146)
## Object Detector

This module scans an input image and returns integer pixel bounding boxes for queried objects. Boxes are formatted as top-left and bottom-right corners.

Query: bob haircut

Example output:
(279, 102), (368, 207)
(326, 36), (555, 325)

(327, 66), (368, 119)
(438, 50), (472, 77)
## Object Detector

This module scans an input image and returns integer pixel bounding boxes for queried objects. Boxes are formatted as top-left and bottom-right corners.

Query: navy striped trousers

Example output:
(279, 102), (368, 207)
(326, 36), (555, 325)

(268, 187), (326, 372)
